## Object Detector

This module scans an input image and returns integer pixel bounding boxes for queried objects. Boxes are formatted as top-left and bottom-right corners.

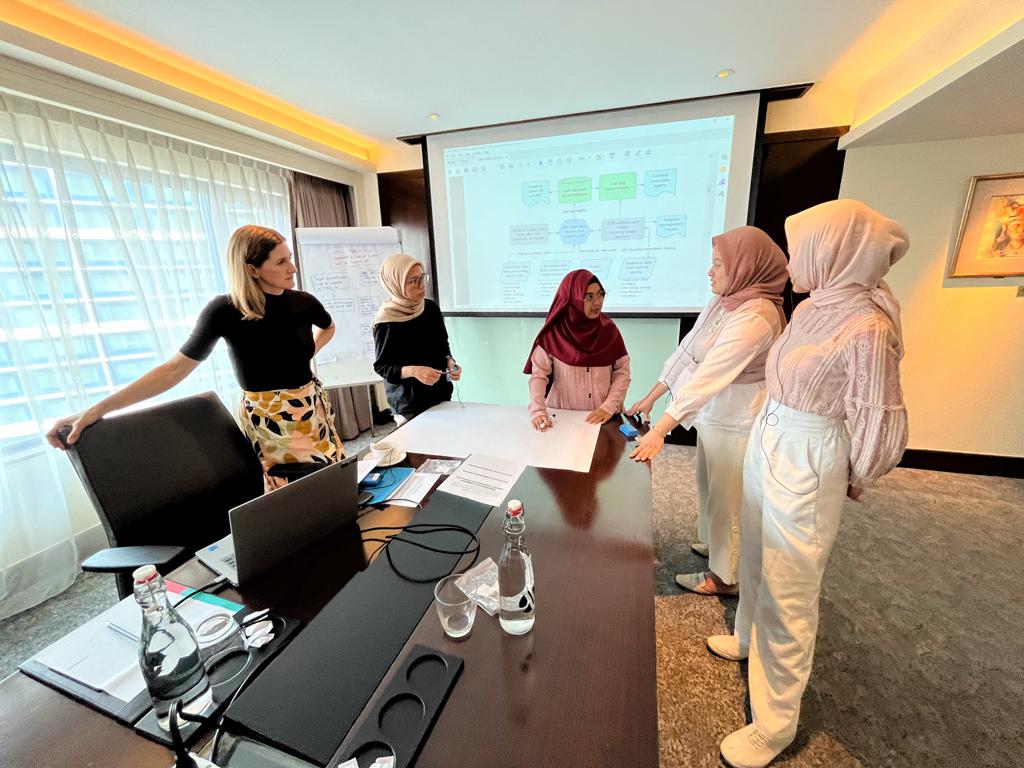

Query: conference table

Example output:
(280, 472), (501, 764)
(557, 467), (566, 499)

(0, 417), (657, 768)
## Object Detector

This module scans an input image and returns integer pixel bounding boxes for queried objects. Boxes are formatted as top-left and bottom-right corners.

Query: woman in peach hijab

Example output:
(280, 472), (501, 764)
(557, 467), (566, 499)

(707, 200), (909, 768)
(628, 226), (787, 596)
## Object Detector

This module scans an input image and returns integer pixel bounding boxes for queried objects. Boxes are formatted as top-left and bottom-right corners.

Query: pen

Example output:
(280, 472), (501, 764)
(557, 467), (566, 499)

(106, 621), (139, 643)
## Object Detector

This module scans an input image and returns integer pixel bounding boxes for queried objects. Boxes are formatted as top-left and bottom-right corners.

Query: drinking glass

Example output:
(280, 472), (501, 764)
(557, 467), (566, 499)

(434, 575), (476, 638)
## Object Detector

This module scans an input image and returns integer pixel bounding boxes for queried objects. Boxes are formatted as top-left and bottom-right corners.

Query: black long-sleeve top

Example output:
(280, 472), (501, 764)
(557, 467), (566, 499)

(180, 290), (331, 391)
(372, 299), (453, 418)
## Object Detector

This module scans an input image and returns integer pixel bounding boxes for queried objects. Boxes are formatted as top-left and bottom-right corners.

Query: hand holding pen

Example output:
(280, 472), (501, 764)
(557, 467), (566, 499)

(531, 411), (556, 432)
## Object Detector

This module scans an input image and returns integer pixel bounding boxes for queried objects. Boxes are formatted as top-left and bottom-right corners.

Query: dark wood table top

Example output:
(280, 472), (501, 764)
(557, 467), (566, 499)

(0, 419), (656, 768)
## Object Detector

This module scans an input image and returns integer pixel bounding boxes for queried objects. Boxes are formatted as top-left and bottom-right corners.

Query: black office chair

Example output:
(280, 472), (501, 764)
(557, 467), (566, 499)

(60, 392), (325, 597)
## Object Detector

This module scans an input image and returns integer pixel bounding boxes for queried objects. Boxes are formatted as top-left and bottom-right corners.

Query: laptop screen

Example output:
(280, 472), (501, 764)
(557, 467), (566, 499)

(227, 457), (359, 584)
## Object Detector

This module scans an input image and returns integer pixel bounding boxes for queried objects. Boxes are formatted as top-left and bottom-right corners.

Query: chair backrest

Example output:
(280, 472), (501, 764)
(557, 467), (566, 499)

(64, 392), (265, 555)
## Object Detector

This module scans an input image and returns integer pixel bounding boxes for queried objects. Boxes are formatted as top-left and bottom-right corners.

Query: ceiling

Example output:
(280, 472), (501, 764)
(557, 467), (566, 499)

(52, 0), (964, 158)
(843, 36), (1024, 147)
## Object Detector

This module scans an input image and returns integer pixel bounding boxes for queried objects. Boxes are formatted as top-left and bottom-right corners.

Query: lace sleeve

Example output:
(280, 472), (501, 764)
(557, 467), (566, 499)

(844, 317), (908, 490)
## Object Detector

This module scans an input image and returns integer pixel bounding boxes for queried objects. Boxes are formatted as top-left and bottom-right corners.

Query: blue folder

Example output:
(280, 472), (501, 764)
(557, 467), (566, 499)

(360, 466), (414, 506)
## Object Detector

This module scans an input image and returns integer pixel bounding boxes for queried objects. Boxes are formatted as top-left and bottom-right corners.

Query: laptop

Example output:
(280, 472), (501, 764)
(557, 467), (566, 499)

(197, 456), (359, 586)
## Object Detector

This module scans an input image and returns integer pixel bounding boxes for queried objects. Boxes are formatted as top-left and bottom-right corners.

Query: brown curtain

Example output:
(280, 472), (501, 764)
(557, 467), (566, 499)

(290, 171), (371, 440)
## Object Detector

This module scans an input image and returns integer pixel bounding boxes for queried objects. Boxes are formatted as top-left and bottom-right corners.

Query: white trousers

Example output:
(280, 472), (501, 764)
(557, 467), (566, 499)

(733, 401), (850, 742)
(694, 426), (749, 584)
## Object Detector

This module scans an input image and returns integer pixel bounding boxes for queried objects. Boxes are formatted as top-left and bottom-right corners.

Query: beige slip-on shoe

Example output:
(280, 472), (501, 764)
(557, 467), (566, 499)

(674, 571), (738, 596)
(720, 724), (792, 768)
(706, 634), (747, 661)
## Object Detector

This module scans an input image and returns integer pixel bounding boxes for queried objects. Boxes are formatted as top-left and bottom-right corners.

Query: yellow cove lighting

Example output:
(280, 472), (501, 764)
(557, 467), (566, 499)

(1, 0), (377, 163)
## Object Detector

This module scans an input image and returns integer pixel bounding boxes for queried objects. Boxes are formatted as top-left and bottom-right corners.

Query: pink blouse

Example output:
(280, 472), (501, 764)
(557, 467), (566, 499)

(767, 299), (908, 490)
(528, 346), (631, 418)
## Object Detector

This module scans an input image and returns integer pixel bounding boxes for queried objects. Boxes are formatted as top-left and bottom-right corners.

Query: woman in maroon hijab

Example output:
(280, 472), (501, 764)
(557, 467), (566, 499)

(524, 270), (630, 431)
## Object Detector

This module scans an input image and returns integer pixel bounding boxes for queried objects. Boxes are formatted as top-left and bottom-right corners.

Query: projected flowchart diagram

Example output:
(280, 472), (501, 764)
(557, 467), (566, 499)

(493, 155), (726, 305)
(442, 114), (735, 310)
(509, 169), (690, 281)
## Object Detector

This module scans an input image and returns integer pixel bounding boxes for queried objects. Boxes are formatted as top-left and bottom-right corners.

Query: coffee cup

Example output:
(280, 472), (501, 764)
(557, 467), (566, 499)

(370, 440), (396, 459)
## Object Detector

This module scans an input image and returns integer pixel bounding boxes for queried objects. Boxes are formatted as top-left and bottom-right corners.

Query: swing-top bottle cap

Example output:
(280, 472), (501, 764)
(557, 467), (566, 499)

(132, 564), (158, 584)
(506, 499), (523, 516)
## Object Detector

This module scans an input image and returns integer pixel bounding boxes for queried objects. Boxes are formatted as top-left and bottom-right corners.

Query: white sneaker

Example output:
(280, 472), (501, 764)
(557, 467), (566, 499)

(691, 541), (709, 557)
(720, 724), (792, 768)
(706, 634), (747, 661)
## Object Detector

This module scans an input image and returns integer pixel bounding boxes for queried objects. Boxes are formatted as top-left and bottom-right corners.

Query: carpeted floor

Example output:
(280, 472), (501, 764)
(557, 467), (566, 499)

(2, 437), (1022, 768)
(651, 444), (1024, 768)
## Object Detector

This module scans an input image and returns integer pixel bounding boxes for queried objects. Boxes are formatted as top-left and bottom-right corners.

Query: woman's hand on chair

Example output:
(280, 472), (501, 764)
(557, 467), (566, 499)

(586, 407), (612, 425)
(45, 407), (101, 450)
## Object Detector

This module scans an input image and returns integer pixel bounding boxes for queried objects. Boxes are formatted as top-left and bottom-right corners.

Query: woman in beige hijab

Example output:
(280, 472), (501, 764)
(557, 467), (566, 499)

(708, 200), (909, 768)
(372, 253), (460, 422)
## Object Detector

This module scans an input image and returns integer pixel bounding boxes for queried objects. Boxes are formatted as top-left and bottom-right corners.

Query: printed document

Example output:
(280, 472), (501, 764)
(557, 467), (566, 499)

(438, 453), (526, 506)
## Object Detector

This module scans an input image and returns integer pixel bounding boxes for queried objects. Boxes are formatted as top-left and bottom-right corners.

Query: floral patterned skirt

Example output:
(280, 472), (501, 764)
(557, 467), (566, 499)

(239, 378), (344, 490)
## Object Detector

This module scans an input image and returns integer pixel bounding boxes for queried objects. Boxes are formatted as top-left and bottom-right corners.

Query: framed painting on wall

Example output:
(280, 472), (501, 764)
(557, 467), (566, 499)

(947, 172), (1024, 279)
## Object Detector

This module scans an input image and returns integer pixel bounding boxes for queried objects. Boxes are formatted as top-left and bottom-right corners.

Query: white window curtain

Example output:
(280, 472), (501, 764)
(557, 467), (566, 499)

(0, 92), (291, 619)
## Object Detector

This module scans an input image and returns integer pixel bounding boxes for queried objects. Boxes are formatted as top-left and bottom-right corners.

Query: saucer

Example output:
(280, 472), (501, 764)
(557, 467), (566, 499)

(371, 449), (407, 467)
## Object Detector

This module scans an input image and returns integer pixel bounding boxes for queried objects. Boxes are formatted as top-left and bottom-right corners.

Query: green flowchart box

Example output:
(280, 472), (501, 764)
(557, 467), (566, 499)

(558, 177), (592, 204)
(599, 172), (637, 201)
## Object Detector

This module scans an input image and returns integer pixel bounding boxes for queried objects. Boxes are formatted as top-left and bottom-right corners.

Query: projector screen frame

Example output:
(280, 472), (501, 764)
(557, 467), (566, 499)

(406, 84), (808, 319)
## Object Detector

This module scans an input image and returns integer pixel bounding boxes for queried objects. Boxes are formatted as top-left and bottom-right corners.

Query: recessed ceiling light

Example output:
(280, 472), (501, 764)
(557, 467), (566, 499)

(716, 69), (734, 79)
(426, 112), (441, 120)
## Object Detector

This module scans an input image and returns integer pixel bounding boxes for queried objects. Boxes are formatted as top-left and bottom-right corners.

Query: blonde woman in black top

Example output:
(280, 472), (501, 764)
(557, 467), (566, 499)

(46, 225), (343, 488)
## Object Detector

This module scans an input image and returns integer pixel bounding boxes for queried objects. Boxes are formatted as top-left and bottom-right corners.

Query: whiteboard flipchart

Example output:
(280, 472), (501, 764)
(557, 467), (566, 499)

(294, 226), (401, 389)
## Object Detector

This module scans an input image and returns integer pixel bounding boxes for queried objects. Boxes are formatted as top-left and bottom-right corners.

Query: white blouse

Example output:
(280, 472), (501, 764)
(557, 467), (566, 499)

(660, 297), (783, 432)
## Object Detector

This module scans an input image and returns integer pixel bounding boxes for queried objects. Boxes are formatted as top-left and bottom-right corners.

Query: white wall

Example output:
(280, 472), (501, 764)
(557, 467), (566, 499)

(840, 133), (1024, 457)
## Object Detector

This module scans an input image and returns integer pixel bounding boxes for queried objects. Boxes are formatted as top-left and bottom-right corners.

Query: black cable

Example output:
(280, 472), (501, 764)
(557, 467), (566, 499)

(170, 613), (288, 763)
(367, 539), (389, 565)
(360, 523), (480, 583)
(171, 576), (228, 609)
(209, 614), (287, 761)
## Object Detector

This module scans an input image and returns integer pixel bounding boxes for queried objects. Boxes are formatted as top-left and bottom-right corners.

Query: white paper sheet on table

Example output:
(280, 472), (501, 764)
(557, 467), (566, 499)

(31, 591), (235, 702)
(438, 453), (526, 507)
(387, 471), (440, 507)
(385, 402), (600, 473)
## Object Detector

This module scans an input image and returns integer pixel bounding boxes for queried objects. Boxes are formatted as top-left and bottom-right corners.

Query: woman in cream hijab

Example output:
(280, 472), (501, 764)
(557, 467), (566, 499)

(372, 253), (460, 422)
(708, 200), (909, 768)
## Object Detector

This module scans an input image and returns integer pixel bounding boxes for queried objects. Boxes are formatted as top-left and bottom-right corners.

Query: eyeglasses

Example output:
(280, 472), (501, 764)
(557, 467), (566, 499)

(407, 274), (431, 287)
(583, 290), (606, 303)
